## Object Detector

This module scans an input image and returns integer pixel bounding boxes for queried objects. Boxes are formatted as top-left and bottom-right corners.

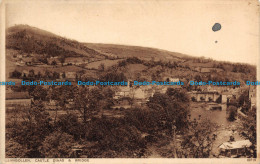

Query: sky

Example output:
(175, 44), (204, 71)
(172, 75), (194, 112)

(5, 0), (259, 65)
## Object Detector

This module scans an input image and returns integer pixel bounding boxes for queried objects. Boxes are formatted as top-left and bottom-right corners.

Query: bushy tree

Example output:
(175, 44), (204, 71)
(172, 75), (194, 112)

(147, 88), (190, 135)
(239, 107), (256, 157)
(98, 63), (105, 72)
(39, 132), (75, 158)
(57, 113), (83, 140)
(8, 101), (53, 157)
(180, 119), (217, 158)
(11, 70), (22, 78)
(31, 86), (48, 101)
(85, 117), (147, 157)
(227, 105), (237, 121)
(6, 139), (28, 158)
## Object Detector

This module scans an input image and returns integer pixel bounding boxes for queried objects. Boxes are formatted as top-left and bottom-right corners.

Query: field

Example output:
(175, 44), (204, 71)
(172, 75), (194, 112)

(85, 59), (123, 69)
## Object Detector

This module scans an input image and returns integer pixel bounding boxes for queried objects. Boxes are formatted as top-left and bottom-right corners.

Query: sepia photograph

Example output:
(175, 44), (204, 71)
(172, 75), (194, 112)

(0, 0), (259, 163)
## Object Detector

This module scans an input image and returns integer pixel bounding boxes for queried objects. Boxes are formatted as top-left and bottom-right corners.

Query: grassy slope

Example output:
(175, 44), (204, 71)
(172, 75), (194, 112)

(85, 43), (192, 61)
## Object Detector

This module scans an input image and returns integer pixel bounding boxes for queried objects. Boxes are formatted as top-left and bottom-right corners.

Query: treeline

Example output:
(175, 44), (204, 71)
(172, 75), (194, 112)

(115, 57), (255, 75)
(10, 69), (65, 80)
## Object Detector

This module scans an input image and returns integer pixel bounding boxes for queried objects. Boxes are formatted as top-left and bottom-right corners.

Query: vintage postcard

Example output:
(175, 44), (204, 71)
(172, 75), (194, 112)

(0, 0), (259, 163)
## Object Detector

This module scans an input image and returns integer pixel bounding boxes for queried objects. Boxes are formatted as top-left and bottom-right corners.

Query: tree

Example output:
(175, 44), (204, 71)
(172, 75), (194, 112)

(239, 106), (256, 157)
(39, 57), (48, 64)
(31, 86), (48, 101)
(37, 71), (42, 79)
(62, 72), (66, 78)
(6, 139), (28, 158)
(39, 132), (75, 158)
(8, 101), (53, 157)
(100, 72), (127, 82)
(11, 70), (22, 78)
(59, 56), (65, 66)
(227, 105), (237, 121)
(56, 113), (83, 140)
(98, 63), (105, 72)
(52, 71), (60, 79)
(28, 69), (35, 78)
(51, 60), (57, 66)
(74, 87), (103, 123)
(44, 70), (52, 79)
(238, 90), (250, 111)
(147, 88), (190, 136)
(180, 119), (217, 158)
(85, 117), (147, 157)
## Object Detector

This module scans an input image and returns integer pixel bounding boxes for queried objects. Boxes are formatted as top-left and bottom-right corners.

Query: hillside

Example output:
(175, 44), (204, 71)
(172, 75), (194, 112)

(6, 24), (106, 59)
(6, 25), (194, 62)
(5, 24), (256, 84)
(84, 43), (192, 62)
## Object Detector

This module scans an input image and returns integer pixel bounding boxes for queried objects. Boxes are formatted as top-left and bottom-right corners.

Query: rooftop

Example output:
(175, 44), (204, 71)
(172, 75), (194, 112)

(219, 140), (251, 150)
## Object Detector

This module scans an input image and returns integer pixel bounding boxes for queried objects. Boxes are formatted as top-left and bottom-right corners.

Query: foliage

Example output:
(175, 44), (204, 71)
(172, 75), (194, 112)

(147, 88), (190, 135)
(227, 105), (237, 122)
(56, 113), (83, 140)
(100, 72), (127, 82)
(11, 70), (22, 78)
(6, 139), (28, 158)
(180, 119), (217, 158)
(239, 107), (256, 158)
(85, 117), (147, 157)
(31, 86), (48, 101)
(7, 101), (53, 157)
(39, 132), (75, 158)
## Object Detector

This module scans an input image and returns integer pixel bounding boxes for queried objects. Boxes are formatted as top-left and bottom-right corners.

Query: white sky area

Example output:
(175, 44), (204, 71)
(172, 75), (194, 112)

(5, 0), (259, 65)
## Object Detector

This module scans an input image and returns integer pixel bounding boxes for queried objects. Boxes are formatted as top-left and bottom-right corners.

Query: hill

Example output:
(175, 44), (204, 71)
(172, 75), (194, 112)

(6, 24), (106, 59)
(6, 25), (193, 62)
(84, 43), (192, 62)
(6, 25), (256, 84)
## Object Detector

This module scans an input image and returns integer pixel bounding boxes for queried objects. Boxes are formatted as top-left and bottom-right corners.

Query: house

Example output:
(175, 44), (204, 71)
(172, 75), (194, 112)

(249, 86), (256, 109)
(23, 58), (33, 66)
(113, 87), (131, 99)
(22, 70), (29, 77)
(200, 68), (211, 73)
(65, 72), (77, 80)
(6, 92), (32, 109)
(112, 97), (132, 109)
(166, 77), (180, 83)
(218, 140), (252, 157)
(221, 92), (233, 104)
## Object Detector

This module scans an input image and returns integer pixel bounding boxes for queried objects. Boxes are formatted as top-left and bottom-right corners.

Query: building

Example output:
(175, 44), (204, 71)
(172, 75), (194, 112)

(218, 140), (252, 157)
(166, 77), (180, 82)
(66, 72), (77, 80)
(249, 86), (256, 109)
(112, 97), (132, 109)
(221, 92), (233, 104)
(22, 70), (29, 77)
